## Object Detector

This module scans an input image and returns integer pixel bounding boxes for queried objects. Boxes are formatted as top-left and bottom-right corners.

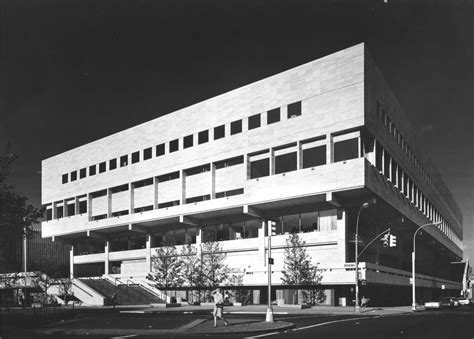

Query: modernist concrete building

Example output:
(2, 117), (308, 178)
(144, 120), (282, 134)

(41, 43), (463, 306)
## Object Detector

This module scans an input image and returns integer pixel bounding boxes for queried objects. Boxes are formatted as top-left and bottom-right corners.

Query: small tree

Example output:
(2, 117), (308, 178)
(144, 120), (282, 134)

(180, 243), (204, 303)
(200, 241), (230, 300)
(281, 233), (323, 304)
(147, 235), (184, 303)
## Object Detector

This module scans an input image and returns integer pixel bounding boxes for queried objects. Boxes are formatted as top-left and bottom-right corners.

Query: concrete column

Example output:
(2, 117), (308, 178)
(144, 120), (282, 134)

(258, 220), (266, 267)
(244, 154), (250, 179)
(63, 199), (68, 217)
(52, 202), (57, 219)
(69, 245), (74, 278)
(107, 189), (112, 218)
(281, 105), (288, 120)
(75, 196), (80, 215)
(196, 228), (202, 256)
(129, 183), (134, 214)
(269, 149), (275, 175)
(326, 134), (333, 164)
(210, 163), (216, 199)
(180, 170), (186, 205)
(153, 177), (159, 209)
(104, 240), (110, 275)
(358, 136), (362, 158)
(146, 234), (151, 272)
(296, 141), (303, 169)
(87, 193), (92, 221)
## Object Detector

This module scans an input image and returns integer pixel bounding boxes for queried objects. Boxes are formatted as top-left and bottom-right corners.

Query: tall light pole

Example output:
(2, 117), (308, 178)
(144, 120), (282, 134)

(354, 202), (371, 313)
(412, 221), (442, 311)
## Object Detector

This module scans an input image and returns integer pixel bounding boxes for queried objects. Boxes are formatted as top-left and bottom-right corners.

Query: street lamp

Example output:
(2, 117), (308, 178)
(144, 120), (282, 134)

(354, 202), (371, 313)
(412, 221), (442, 311)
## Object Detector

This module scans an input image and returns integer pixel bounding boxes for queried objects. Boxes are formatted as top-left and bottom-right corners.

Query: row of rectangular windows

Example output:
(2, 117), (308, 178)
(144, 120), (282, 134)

(376, 101), (433, 188)
(61, 101), (302, 184)
(374, 140), (460, 246)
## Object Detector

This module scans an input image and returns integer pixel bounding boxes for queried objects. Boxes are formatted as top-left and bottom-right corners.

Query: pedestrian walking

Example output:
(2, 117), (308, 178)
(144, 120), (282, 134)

(111, 291), (117, 309)
(211, 288), (228, 327)
(361, 296), (369, 309)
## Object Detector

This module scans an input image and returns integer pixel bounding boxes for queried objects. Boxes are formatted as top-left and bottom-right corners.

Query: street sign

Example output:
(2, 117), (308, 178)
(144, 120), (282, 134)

(344, 263), (356, 269)
(361, 279), (367, 285)
(268, 258), (274, 265)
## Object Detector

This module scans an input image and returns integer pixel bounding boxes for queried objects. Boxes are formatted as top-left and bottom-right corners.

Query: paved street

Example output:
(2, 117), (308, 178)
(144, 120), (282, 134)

(1, 306), (473, 338)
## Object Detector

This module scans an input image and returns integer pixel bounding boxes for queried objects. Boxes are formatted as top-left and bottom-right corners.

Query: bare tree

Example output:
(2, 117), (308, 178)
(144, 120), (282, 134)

(200, 241), (230, 300)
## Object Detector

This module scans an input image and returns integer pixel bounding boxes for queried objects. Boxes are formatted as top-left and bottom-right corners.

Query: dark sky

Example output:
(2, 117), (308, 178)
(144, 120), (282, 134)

(1, 0), (473, 259)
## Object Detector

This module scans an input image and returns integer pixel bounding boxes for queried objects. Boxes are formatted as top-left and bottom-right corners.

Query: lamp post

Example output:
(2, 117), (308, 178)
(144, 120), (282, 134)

(412, 221), (442, 311)
(354, 202), (370, 313)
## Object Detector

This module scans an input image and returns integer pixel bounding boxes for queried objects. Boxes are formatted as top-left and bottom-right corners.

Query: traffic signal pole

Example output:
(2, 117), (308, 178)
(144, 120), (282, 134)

(266, 224), (273, 322)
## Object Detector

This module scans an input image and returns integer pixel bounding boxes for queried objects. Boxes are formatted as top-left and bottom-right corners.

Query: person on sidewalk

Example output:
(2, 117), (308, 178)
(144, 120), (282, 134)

(211, 288), (228, 327)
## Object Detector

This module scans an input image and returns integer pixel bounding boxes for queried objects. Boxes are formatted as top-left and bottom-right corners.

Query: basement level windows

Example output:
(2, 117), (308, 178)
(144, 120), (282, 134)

(132, 151), (140, 164)
(267, 108), (280, 124)
(156, 143), (165, 157)
(143, 147), (152, 160)
(198, 130), (209, 144)
(169, 139), (179, 153)
(248, 114), (261, 130)
(109, 158), (117, 170)
(231, 120), (242, 135)
(288, 101), (302, 118)
(184, 134), (193, 149)
(214, 125), (225, 140)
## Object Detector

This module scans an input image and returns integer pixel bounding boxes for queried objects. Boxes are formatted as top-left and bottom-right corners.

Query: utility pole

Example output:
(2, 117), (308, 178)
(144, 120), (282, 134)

(266, 220), (276, 322)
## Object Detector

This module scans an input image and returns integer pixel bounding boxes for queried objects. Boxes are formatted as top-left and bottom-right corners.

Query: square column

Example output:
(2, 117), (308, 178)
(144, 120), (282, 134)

(326, 133), (333, 164)
(104, 240), (110, 275)
(258, 220), (266, 267)
(146, 234), (151, 272)
(69, 245), (74, 278)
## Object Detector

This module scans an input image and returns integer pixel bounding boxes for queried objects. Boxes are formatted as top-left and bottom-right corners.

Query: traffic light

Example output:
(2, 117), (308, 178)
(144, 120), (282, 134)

(268, 258), (274, 265)
(389, 234), (397, 247)
(381, 233), (389, 247)
(268, 221), (277, 236)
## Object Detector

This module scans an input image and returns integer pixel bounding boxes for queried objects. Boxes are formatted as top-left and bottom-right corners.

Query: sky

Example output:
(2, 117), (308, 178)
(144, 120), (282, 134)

(1, 0), (472, 259)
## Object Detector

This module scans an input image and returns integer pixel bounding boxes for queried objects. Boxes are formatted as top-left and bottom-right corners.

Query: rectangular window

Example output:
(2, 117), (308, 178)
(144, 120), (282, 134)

(198, 130), (209, 144)
(132, 151), (140, 164)
(184, 134), (193, 148)
(99, 162), (106, 173)
(275, 152), (297, 174)
(267, 108), (280, 124)
(67, 203), (75, 216)
(334, 138), (359, 162)
(80, 168), (87, 179)
(109, 158), (117, 170)
(169, 139), (179, 152)
(302, 145), (326, 168)
(157, 171), (180, 182)
(248, 114), (261, 130)
(185, 195), (211, 204)
(79, 200), (87, 214)
(383, 150), (390, 179)
(46, 208), (52, 221)
(133, 178), (153, 188)
(71, 171), (77, 181)
(214, 125), (225, 140)
(215, 155), (244, 169)
(231, 120), (242, 135)
(391, 158), (398, 185)
(287, 101), (302, 118)
(375, 141), (383, 172)
(56, 205), (64, 219)
(89, 165), (96, 176)
(250, 158), (269, 179)
(62, 174), (68, 184)
(120, 155), (128, 167)
(215, 188), (244, 199)
(158, 200), (180, 209)
(397, 166), (403, 191)
(156, 143), (165, 156)
(143, 147), (152, 160)
(185, 164), (210, 176)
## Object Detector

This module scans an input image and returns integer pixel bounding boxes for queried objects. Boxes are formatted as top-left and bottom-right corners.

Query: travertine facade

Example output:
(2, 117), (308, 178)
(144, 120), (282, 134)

(41, 43), (463, 305)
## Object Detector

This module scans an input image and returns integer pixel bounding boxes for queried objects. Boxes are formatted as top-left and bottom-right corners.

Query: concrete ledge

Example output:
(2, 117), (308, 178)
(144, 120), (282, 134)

(278, 304), (312, 309)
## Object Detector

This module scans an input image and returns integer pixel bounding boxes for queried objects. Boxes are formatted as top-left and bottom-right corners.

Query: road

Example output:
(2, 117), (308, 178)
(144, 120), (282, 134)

(2, 307), (473, 338)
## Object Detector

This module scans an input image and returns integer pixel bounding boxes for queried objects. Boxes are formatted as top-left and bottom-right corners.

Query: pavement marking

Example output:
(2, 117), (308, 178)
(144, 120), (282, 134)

(292, 316), (370, 332)
(245, 331), (281, 338)
(176, 319), (207, 332)
(120, 310), (145, 314)
(110, 335), (137, 339)
(227, 311), (288, 315)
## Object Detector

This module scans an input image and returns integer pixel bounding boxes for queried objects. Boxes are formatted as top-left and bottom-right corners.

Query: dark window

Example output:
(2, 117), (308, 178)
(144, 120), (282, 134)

(89, 165), (96, 176)
(214, 125), (225, 140)
(62, 174), (68, 184)
(391, 159), (398, 185)
(99, 162), (106, 173)
(184, 135), (193, 148)
(376, 101), (382, 121)
(133, 178), (153, 188)
(132, 151), (140, 163)
(185, 195), (210, 204)
(215, 188), (244, 199)
(92, 214), (107, 221)
(302, 145), (326, 168)
(158, 200), (180, 209)
(79, 200), (87, 214)
(156, 143), (165, 156)
(275, 152), (297, 174)
(185, 164), (210, 176)
(157, 171), (180, 182)
(143, 147), (152, 160)
(56, 206), (64, 219)
(383, 150), (390, 179)
(91, 189), (107, 198)
(67, 203), (75, 216)
(198, 130), (209, 144)
(250, 158), (269, 179)
(111, 184), (128, 194)
(46, 208), (52, 220)
(134, 205), (154, 213)
(112, 210), (129, 217)
(120, 155), (128, 167)
(287, 101), (301, 118)
(267, 108), (280, 124)
(109, 158), (117, 170)
(231, 120), (242, 135)
(169, 139), (179, 152)
(403, 173), (408, 196)
(71, 171), (77, 181)
(80, 168), (87, 179)
(248, 114), (261, 130)
(375, 141), (383, 172)
(398, 168), (403, 191)
(215, 156), (244, 169)
(334, 138), (359, 162)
